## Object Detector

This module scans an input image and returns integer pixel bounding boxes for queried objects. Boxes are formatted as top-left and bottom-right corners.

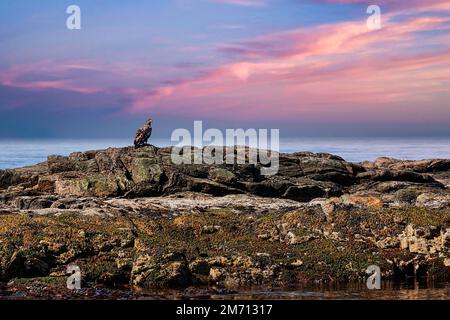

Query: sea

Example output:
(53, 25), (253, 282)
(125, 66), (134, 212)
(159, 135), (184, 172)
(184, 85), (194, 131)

(0, 137), (449, 169)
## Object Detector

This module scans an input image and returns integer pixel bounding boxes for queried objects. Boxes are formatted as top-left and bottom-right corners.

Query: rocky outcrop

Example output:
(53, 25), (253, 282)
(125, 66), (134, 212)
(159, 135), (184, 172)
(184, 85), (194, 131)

(0, 146), (447, 205)
(0, 146), (448, 296)
(0, 193), (448, 292)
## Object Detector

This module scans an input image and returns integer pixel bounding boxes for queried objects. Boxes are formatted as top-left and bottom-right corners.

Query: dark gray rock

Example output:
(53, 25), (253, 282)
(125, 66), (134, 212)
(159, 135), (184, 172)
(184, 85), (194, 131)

(1, 146), (448, 203)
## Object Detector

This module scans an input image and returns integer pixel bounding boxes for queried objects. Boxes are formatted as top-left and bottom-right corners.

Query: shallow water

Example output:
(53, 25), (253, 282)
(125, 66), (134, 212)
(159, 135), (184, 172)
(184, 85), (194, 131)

(0, 137), (449, 169)
(0, 280), (448, 300)
(137, 281), (450, 300)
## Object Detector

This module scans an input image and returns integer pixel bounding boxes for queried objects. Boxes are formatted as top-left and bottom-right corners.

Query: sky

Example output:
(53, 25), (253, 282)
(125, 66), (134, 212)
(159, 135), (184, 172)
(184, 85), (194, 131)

(0, 0), (449, 138)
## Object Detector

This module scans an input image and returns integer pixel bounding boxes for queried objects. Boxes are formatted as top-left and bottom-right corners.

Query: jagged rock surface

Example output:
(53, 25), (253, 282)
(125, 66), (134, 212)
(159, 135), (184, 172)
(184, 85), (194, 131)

(0, 146), (447, 204)
(0, 146), (448, 295)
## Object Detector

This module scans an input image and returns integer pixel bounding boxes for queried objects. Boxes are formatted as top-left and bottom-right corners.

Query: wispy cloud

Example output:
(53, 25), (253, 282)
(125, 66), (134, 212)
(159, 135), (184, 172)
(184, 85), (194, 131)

(128, 1), (450, 123)
(0, 62), (105, 94)
(1, 0), (450, 129)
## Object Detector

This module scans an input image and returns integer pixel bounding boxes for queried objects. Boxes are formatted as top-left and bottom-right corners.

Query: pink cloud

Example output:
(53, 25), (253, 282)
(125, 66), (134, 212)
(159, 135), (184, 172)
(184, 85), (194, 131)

(0, 62), (105, 94)
(0, 60), (167, 96)
(317, 0), (449, 11)
(3, 0), (450, 125)
(128, 3), (450, 123)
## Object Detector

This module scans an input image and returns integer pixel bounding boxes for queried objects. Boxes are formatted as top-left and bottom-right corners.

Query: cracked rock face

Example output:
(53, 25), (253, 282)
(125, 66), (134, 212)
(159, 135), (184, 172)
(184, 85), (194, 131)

(0, 145), (448, 204)
(0, 146), (448, 293)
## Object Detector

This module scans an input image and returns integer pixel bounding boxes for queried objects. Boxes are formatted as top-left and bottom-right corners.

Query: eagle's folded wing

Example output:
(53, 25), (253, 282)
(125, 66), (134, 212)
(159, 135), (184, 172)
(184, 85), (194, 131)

(134, 128), (146, 145)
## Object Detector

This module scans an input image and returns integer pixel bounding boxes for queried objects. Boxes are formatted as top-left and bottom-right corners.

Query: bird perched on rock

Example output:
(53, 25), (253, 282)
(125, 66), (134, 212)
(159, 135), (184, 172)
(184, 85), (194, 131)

(134, 118), (153, 148)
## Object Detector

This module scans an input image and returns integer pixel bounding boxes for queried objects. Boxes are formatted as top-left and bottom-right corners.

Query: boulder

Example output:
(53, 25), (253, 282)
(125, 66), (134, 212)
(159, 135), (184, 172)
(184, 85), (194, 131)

(208, 167), (237, 185)
(0, 170), (27, 189)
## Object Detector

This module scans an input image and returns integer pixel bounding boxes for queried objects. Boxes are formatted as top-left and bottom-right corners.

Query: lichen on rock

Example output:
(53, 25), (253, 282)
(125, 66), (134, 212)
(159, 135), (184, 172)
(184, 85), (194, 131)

(0, 146), (448, 295)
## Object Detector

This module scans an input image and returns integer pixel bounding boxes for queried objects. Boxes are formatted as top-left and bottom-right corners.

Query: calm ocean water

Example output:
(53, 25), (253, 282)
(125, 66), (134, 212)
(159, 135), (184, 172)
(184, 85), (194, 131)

(0, 137), (449, 169)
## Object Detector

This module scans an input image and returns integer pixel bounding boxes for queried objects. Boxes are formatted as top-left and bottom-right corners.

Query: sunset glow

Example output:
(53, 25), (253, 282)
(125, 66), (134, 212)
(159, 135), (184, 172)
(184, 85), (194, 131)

(1, 0), (449, 137)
